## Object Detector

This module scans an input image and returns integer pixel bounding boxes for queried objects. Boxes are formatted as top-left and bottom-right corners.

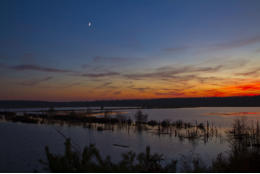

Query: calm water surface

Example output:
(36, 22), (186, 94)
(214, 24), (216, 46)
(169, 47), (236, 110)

(1, 107), (260, 172)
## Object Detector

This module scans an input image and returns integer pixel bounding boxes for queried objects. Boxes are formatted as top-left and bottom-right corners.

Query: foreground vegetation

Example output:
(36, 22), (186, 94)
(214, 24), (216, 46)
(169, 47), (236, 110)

(210, 118), (260, 172)
(42, 139), (177, 172)
(42, 118), (260, 172)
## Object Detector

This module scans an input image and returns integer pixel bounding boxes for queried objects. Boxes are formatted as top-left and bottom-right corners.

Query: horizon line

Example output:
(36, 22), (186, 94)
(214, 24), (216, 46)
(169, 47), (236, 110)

(1, 95), (260, 103)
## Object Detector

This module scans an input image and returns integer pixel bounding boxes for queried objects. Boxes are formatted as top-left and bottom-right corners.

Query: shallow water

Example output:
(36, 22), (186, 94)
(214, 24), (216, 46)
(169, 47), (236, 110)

(1, 107), (260, 172)
(123, 107), (260, 128)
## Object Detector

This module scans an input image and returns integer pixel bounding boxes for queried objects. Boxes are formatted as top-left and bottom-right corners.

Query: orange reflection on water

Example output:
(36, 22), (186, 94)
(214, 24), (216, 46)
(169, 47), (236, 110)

(206, 112), (260, 117)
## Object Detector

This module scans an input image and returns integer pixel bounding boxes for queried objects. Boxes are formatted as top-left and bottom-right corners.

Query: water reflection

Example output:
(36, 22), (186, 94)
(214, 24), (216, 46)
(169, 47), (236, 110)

(1, 107), (260, 172)
(206, 112), (260, 117)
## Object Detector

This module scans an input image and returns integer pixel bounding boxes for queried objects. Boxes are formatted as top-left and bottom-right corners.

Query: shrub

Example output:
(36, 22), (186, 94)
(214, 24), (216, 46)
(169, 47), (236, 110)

(134, 110), (148, 124)
(42, 139), (177, 172)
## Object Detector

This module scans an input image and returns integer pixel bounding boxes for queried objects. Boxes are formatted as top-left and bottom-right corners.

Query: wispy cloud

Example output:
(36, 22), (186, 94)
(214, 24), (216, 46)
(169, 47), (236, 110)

(101, 82), (113, 87)
(124, 65), (223, 80)
(203, 89), (226, 97)
(210, 35), (260, 50)
(158, 65), (223, 73)
(162, 46), (189, 53)
(18, 76), (53, 86)
(235, 67), (260, 76)
(93, 56), (127, 63)
(81, 72), (120, 78)
(130, 87), (151, 92)
(113, 91), (121, 95)
(154, 91), (185, 96)
(37, 82), (82, 89)
(95, 82), (116, 89)
(81, 56), (135, 73)
(10, 64), (74, 73)
(92, 56), (145, 66)
(61, 82), (82, 89)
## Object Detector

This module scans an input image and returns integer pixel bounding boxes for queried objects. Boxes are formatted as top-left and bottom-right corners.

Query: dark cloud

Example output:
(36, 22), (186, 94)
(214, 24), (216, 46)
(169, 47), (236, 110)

(93, 56), (126, 63)
(113, 91), (121, 95)
(125, 84), (151, 92)
(61, 82), (82, 88)
(162, 46), (189, 53)
(11, 64), (74, 73)
(158, 65), (224, 74)
(130, 87), (151, 92)
(81, 64), (111, 73)
(210, 35), (260, 50)
(227, 59), (249, 69)
(102, 82), (113, 87)
(194, 76), (225, 84)
(38, 82), (82, 89)
(81, 72), (120, 78)
(95, 82), (115, 89)
(201, 58), (249, 69)
(124, 65), (223, 80)
(154, 91), (185, 96)
(235, 67), (260, 76)
(18, 76), (53, 86)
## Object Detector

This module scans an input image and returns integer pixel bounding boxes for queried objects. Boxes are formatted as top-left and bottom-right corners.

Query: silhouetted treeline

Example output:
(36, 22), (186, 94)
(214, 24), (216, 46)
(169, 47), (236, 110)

(1, 95), (260, 108)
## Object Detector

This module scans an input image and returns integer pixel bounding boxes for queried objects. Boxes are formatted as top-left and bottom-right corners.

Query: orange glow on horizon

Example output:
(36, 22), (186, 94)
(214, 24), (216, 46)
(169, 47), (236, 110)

(4, 81), (260, 101)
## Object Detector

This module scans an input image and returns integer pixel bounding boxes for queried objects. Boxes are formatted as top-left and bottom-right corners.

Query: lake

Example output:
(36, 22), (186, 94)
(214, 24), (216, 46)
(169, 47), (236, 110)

(1, 107), (260, 172)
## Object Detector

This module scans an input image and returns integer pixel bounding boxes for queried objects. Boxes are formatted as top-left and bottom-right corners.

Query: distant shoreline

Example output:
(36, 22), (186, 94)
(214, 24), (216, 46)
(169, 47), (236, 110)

(1, 95), (260, 109)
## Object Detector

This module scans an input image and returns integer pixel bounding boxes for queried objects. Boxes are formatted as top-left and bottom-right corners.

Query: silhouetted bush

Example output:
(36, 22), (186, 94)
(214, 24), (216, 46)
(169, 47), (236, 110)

(147, 120), (158, 126)
(47, 107), (56, 117)
(161, 120), (170, 127)
(174, 120), (184, 128)
(197, 123), (205, 130)
(210, 118), (260, 172)
(134, 110), (148, 124)
(42, 139), (177, 172)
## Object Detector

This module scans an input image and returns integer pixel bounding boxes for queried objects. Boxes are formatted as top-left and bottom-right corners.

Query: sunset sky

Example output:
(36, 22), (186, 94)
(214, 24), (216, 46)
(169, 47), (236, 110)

(1, 0), (260, 101)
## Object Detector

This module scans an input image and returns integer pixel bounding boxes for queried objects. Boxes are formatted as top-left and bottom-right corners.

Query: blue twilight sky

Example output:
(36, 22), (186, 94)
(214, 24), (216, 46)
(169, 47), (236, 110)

(1, 0), (260, 101)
